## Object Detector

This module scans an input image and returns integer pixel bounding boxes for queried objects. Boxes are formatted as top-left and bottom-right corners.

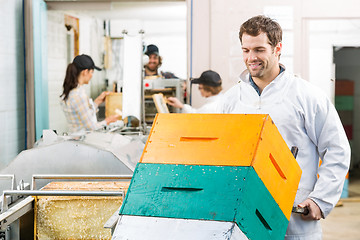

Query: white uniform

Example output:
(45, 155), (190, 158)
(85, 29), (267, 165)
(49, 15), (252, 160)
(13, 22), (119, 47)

(182, 94), (223, 113)
(219, 67), (350, 239)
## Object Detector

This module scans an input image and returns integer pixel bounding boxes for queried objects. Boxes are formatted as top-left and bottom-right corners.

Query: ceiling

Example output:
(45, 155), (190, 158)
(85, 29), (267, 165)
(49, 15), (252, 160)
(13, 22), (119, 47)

(46, 1), (186, 20)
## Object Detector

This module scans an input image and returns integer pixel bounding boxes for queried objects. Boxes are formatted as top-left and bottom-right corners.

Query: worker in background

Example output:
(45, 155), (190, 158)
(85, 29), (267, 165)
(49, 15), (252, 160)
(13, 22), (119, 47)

(144, 44), (177, 79)
(167, 70), (222, 113)
(218, 15), (350, 239)
(60, 54), (119, 133)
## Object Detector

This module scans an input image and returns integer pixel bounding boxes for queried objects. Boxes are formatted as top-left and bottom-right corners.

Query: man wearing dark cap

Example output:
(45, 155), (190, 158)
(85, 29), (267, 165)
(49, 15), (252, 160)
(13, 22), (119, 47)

(167, 70), (223, 113)
(144, 44), (162, 78)
(144, 44), (177, 79)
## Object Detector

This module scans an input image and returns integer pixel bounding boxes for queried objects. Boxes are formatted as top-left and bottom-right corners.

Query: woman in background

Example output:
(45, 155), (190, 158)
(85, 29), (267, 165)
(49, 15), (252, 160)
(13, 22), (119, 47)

(60, 54), (119, 133)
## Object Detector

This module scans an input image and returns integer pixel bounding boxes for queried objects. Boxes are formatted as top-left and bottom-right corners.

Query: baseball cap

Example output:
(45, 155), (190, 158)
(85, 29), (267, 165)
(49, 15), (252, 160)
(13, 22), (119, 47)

(145, 44), (159, 56)
(73, 54), (101, 71)
(191, 70), (222, 87)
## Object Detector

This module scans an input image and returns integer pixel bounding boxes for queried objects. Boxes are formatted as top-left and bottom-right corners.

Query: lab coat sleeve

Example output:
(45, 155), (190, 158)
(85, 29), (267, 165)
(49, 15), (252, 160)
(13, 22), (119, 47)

(305, 95), (350, 217)
(182, 104), (197, 113)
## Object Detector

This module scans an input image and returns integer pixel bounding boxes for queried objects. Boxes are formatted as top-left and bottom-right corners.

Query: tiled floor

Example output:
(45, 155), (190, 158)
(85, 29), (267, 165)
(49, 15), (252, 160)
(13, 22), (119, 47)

(322, 170), (360, 240)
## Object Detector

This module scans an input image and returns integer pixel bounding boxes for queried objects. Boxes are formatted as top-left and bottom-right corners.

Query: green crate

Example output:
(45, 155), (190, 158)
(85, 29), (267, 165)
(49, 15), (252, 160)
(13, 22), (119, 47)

(335, 96), (354, 111)
(120, 163), (288, 240)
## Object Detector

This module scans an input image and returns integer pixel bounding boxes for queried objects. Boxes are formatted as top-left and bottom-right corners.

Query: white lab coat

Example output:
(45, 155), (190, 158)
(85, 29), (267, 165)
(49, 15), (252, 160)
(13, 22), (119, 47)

(218, 66), (350, 239)
(182, 93), (223, 113)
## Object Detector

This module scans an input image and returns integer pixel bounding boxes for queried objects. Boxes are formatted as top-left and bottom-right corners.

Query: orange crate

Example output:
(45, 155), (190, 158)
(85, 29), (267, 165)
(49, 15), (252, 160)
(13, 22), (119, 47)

(141, 114), (302, 220)
(335, 79), (354, 96)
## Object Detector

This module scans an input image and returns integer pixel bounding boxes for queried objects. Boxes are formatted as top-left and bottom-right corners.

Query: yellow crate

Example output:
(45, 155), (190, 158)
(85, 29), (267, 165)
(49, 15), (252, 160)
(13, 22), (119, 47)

(140, 114), (301, 220)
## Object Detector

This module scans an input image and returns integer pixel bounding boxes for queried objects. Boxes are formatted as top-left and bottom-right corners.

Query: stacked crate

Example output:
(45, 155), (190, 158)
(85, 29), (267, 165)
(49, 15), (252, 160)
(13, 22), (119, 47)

(335, 79), (354, 198)
(112, 114), (302, 240)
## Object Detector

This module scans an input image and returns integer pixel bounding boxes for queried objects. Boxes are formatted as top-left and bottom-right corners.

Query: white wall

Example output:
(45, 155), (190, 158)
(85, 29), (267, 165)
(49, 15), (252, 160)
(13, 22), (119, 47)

(109, 3), (187, 80)
(190, 0), (360, 169)
(0, 0), (26, 168)
(335, 48), (360, 168)
(189, 0), (302, 107)
(189, 0), (360, 106)
(47, 11), (68, 134)
(79, 16), (105, 99)
(308, 19), (360, 103)
(47, 11), (106, 133)
(46, 2), (186, 133)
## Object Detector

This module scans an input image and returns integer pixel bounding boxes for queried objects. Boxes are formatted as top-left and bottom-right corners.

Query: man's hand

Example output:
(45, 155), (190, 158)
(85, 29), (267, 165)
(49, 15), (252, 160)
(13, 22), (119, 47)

(167, 97), (184, 109)
(298, 198), (323, 221)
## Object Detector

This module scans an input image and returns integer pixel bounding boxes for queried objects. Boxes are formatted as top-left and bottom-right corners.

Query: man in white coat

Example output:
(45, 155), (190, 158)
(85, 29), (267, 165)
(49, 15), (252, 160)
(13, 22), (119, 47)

(219, 15), (350, 239)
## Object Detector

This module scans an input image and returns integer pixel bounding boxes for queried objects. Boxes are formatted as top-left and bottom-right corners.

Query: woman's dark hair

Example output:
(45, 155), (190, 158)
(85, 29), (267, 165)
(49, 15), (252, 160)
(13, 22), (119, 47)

(60, 63), (81, 101)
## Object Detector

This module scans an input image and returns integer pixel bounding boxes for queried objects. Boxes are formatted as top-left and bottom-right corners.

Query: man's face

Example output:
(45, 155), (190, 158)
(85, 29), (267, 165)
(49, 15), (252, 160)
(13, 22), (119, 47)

(198, 84), (211, 98)
(241, 32), (281, 80)
(146, 54), (160, 71)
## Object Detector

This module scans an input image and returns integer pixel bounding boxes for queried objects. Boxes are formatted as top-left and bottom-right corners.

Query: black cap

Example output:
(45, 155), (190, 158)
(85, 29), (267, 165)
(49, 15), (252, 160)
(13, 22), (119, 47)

(191, 70), (222, 87)
(145, 44), (159, 56)
(73, 54), (101, 71)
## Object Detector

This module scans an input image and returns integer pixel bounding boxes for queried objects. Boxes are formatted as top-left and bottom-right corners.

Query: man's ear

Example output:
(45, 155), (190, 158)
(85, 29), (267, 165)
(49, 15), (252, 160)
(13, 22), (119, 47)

(275, 42), (282, 57)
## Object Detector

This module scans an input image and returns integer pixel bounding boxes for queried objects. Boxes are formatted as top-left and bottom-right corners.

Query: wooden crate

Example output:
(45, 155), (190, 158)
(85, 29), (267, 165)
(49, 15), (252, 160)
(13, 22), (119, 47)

(120, 163), (288, 240)
(35, 181), (129, 240)
(335, 96), (354, 111)
(140, 114), (301, 220)
(335, 79), (354, 96)
(105, 92), (122, 119)
(338, 110), (353, 125)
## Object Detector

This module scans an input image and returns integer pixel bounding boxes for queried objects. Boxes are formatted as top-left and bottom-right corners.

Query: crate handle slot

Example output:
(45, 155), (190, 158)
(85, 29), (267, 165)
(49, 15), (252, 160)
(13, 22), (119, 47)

(180, 137), (219, 142)
(161, 187), (203, 192)
(256, 209), (272, 232)
(269, 153), (287, 180)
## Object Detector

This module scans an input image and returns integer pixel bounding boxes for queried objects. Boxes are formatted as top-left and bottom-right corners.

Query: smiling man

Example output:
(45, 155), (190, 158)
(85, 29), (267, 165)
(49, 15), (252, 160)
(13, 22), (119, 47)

(144, 44), (162, 78)
(219, 15), (350, 239)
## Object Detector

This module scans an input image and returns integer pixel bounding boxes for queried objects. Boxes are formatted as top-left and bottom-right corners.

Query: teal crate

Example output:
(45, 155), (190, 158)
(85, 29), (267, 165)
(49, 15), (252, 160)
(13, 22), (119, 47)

(335, 96), (354, 111)
(120, 163), (288, 240)
(341, 178), (349, 198)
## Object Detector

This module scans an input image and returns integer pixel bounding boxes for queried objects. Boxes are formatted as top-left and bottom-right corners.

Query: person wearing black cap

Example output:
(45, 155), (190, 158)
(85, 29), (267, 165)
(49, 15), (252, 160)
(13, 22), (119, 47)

(144, 44), (162, 78)
(144, 44), (177, 79)
(167, 70), (223, 113)
(60, 54), (119, 132)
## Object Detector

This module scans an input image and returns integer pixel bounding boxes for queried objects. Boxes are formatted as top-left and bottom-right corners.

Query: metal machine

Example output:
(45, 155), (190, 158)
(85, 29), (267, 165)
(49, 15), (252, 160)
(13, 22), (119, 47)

(0, 130), (145, 239)
(143, 78), (183, 124)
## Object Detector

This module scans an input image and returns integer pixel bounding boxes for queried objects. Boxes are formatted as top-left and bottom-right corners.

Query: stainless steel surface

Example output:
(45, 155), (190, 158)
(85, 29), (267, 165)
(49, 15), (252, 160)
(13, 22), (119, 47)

(0, 196), (34, 230)
(0, 135), (140, 190)
(2, 190), (125, 212)
(143, 78), (183, 124)
(0, 175), (14, 192)
(104, 206), (121, 235)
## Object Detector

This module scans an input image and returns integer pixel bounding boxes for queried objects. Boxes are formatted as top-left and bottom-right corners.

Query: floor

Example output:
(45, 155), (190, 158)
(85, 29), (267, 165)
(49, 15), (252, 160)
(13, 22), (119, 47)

(322, 169), (360, 240)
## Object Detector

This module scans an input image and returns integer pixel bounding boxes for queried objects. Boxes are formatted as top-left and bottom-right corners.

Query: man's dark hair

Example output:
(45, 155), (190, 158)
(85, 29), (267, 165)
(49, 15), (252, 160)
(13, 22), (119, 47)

(202, 85), (223, 95)
(239, 15), (282, 48)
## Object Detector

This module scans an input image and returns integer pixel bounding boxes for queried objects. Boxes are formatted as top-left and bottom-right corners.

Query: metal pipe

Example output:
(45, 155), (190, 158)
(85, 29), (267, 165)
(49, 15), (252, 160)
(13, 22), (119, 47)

(31, 174), (133, 190)
(0, 175), (14, 191)
(2, 190), (124, 212)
